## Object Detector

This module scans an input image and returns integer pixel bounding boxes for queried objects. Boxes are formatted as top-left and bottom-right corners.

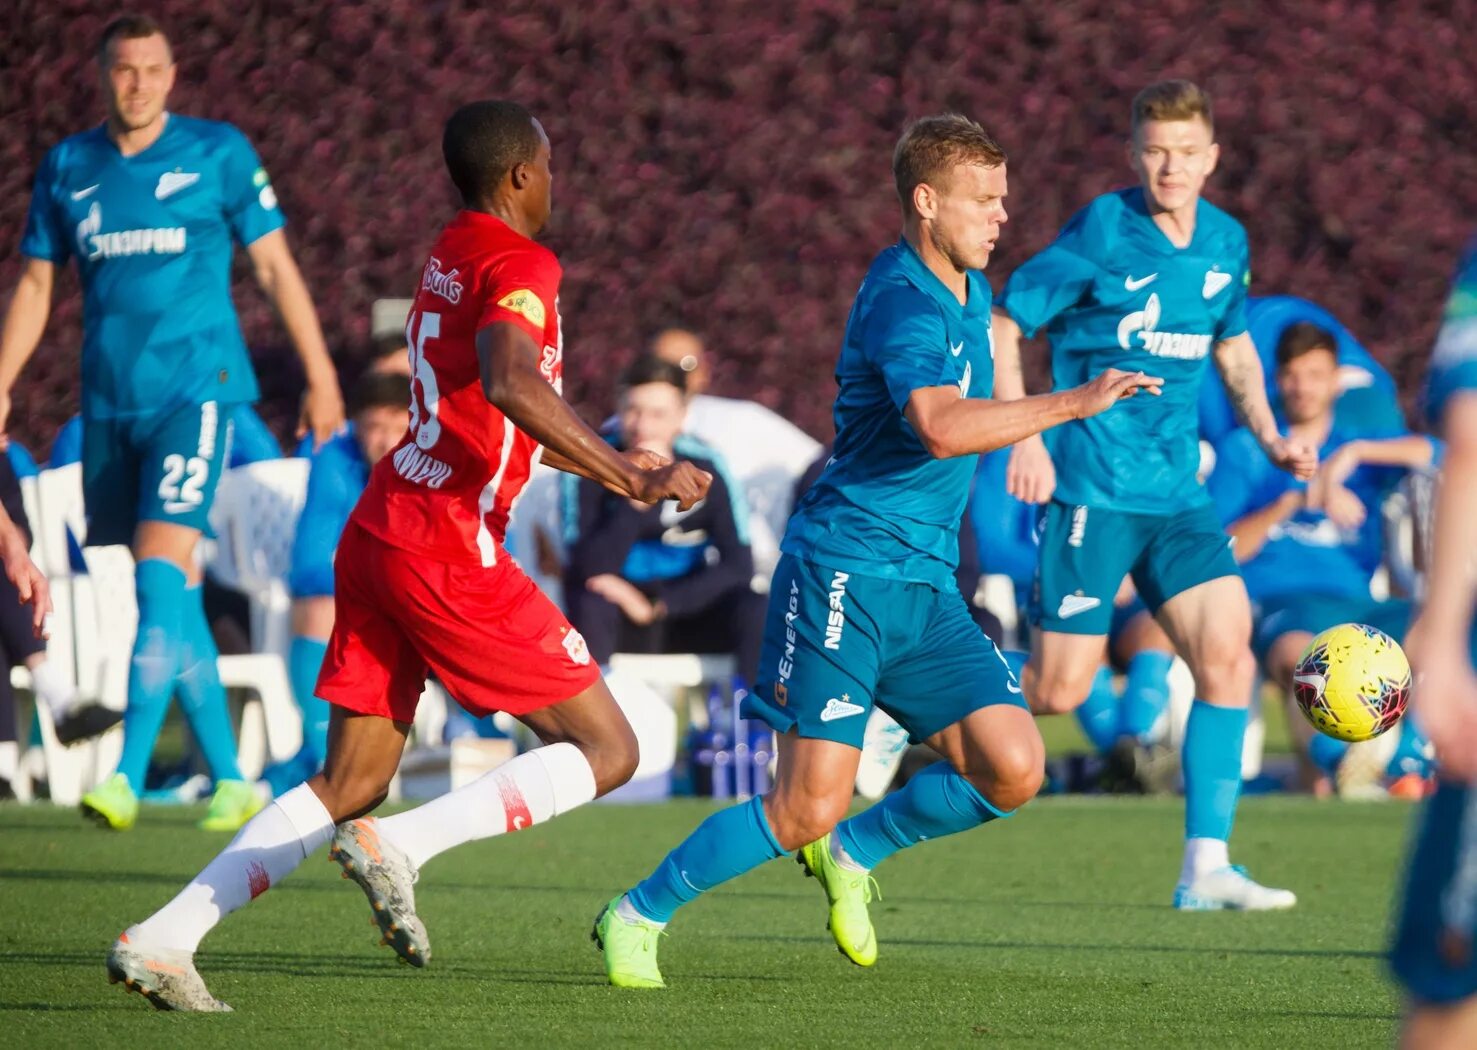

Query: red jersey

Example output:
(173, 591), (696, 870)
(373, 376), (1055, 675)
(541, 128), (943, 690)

(352, 211), (564, 566)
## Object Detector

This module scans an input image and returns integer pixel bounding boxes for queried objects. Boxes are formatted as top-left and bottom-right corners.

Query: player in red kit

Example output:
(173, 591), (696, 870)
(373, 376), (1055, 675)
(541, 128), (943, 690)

(104, 100), (712, 1012)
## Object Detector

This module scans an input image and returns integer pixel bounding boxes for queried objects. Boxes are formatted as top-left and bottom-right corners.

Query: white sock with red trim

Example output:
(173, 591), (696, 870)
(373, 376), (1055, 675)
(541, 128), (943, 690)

(375, 742), (597, 870)
(125, 784), (334, 953)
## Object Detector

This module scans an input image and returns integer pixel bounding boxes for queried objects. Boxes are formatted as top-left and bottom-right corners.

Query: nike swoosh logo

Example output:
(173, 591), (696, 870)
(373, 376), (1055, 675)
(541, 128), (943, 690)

(1006, 681), (1022, 694)
(1125, 273), (1158, 291)
(155, 172), (201, 200)
(71, 184), (100, 201)
(950, 341), (964, 357)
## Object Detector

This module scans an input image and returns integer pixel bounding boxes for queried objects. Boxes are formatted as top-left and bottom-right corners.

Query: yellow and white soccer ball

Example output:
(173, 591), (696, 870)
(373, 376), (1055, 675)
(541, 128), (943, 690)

(1293, 623), (1411, 742)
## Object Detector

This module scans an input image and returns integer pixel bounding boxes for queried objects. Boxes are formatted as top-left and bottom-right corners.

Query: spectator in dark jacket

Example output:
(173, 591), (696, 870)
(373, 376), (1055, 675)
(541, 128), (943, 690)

(564, 358), (763, 677)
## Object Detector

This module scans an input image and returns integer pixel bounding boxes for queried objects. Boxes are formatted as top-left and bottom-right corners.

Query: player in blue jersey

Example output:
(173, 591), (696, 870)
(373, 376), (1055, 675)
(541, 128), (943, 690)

(262, 371), (409, 796)
(1391, 242), (1477, 1046)
(991, 81), (1317, 909)
(0, 16), (344, 831)
(593, 114), (1162, 987)
(1211, 322), (1438, 795)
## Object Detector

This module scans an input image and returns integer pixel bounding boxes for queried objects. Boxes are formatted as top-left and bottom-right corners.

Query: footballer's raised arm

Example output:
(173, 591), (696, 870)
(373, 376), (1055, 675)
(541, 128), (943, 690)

(903, 369), (1163, 460)
(476, 322), (709, 509)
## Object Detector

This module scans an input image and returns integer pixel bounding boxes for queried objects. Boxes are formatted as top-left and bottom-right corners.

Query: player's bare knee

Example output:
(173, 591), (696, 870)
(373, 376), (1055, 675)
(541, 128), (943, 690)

(763, 791), (848, 852)
(960, 741), (1044, 812)
(587, 726), (640, 797)
(1030, 676), (1092, 716)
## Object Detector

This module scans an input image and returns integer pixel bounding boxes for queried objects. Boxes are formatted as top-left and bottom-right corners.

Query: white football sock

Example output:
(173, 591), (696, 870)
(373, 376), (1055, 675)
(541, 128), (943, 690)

(376, 743), (597, 870)
(0, 741), (17, 782)
(127, 784), (334, 953)
(830, 832), (869, 873)
(28, 660), (77, 720)
(1180, 836), (1230, 883)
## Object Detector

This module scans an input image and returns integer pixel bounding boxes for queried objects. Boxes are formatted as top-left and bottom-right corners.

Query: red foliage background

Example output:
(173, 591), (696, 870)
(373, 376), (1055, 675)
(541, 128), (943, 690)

(4, 0), (1473, 454)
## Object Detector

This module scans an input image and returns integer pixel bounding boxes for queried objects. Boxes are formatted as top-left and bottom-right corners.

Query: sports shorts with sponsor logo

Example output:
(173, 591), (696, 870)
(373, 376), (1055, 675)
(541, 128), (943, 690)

(745, 552), (1025, 749)
(81, 399), (236, 546)
(1032, 500), (1239, 636)
(317, 522), (600, 723)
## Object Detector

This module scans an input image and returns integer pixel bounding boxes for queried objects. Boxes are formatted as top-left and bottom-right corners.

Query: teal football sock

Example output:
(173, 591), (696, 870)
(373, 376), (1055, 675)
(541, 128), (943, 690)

(1120, 649), (1174, 742)
(289, 635), (330, 767)
(1182, 700), (1248, 841)
(836, 761), (1008, 870)
(1075, 665), (1120, 754)
(116, 559), (187, 791)
(175, 584), (243, 782)
(627, 795), (785, 923)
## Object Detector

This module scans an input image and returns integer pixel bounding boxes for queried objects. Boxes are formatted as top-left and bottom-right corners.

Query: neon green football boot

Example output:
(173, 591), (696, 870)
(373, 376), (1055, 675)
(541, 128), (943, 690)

(198, 779), (265, 832)
(798, 833), (879, 966)
(81, 773), (140, 831)
(591, 896), (666, 989)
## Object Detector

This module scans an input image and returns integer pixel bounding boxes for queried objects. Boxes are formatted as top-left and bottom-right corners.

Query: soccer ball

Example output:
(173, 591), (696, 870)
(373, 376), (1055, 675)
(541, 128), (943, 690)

(1293, 623), (1411, 742)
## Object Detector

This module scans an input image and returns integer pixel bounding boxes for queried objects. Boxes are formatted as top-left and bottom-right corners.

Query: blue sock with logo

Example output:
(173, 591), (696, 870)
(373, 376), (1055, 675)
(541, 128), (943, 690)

(1120, 649), (1174, 742)
(1182, 700), (1248, 841)
(1306, 732), (1348, 776)
(627, 796), (785, 923)
(289, 635), (331, 767)
(116, 559), (188, 792)
(1074, 666), (1120, 754)
(175, 584), (243, 782)
(836, 761), (1008, 870)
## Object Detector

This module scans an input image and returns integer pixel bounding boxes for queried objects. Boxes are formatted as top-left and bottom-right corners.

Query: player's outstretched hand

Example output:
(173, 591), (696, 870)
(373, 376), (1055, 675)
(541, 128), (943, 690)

(632, 461), (712, 510)
(1075, 369), (1164, 418)
(0, 522), (51, 640)
(1265, 436), (1319, 481)
(1007, 433), (1056, 504)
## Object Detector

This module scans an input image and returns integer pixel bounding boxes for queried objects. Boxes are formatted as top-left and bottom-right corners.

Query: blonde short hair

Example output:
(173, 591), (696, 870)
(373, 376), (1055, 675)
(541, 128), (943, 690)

(1131, 80), (1214, 136)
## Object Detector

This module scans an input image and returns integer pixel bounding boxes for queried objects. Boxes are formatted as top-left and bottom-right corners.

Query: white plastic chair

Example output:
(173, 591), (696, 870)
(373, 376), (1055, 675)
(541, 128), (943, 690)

(13, 466), (122, 804)
(208, 459), (311, 658)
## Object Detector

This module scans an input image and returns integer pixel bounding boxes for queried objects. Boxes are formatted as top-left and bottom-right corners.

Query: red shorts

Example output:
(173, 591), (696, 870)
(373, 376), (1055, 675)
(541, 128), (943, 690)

(316, 522), (600, 722)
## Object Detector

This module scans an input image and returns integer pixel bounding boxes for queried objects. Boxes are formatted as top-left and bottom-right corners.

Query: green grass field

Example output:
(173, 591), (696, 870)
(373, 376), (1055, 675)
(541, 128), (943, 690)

(0, 795), (1414, 1048)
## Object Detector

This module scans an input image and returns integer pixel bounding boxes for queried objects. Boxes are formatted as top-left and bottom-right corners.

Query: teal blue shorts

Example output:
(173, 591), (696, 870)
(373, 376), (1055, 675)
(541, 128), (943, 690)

(745, 554), (1025, 749)
(82, 401), (236, 547)
(1391, 782), (1477, 1004)
(1032, 500), (1239, 636)
(1251, 593), (1413, 668)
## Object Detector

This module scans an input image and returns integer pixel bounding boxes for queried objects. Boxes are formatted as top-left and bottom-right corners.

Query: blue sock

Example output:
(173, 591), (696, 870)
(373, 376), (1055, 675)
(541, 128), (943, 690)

(1120, 649), (1174, 742)
(1074, 666), (1120, 754)
(836, 761), (1008, 869)
(1387, 720), (1434, 779)
(175, 585), (243, 782)
(627, 795), (785, 923)
(1182, 700), (1248, 841)
(1307, 732), (1349, 776)
(289, 635), (330, 766)
(116, 559), (187, 791)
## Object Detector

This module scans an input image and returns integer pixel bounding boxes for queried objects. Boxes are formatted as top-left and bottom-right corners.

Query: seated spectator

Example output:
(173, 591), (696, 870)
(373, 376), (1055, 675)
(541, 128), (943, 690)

(266, 371), (409, 794)
(1209, 321), (1437, 794)
(292, 317), (411, 458)
(648, 327), (819, 587)
(564, 357), (762, 677)
(1199, 295), (1403, 447)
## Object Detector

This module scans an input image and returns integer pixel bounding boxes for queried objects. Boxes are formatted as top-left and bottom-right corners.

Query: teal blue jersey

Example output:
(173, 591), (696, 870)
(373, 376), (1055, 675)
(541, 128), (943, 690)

(782, 240), (994, 590)
(1428, 241), (1477, 425)
(20, 114), (284, 419)
(998, 188), (1250, 515)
